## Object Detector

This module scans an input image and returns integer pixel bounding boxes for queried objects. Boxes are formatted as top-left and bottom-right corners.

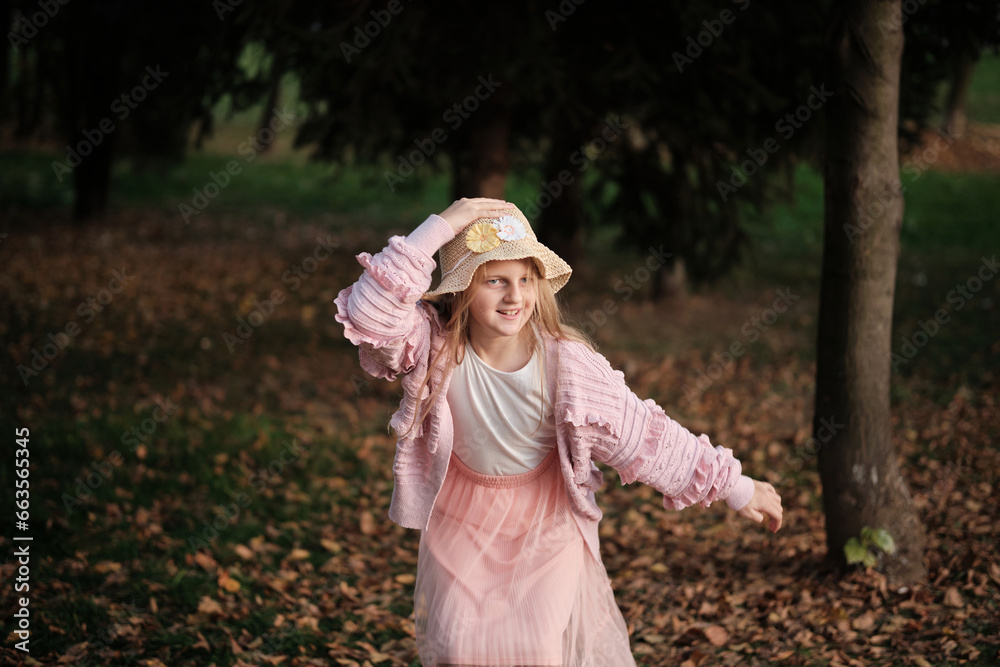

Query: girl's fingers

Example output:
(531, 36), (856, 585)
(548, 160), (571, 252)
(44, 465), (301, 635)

(438, 198), (518, 232)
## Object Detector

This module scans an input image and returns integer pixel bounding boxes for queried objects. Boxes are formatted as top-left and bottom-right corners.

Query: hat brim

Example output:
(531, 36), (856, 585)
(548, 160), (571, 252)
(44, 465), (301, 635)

(423, 237), (571, 300)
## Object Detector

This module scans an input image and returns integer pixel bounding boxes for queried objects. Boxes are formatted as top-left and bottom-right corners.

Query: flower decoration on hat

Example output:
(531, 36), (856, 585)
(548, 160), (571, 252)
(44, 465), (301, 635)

(465, 222), (501, 253)
(493, 215), (527, 241)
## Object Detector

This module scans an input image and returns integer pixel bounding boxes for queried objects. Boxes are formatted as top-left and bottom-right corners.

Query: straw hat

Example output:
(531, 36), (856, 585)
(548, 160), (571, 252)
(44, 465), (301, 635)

(423, 204), (572, 299)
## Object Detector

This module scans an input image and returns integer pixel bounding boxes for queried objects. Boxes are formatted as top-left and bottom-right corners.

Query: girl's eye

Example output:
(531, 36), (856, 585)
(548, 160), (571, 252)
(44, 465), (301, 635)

(486, 278), (502, 285)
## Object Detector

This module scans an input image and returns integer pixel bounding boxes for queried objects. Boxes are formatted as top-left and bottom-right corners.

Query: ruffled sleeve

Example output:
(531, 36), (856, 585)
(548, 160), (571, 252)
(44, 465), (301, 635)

(556, 342), (754, 512)
(615, 390), (753, 511)
(334, 215), (455, 381)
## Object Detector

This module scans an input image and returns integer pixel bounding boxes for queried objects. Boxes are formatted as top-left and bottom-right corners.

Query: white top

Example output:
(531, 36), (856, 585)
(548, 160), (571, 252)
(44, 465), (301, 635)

(447, 340), (557, 475)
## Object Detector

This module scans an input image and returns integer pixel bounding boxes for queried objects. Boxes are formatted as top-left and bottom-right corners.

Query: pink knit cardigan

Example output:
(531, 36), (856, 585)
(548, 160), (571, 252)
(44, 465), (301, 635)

(335, 214), (755, 541)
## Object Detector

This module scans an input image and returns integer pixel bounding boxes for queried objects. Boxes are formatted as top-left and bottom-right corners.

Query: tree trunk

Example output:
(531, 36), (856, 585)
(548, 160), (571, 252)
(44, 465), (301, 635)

(535, 115), (593, 267)
(0, 0), (9, 101)
(14, 33), (43, 138)
(941, 50), (976, 140)
(815, 0), (926, 585)
(63, 12), (119, 221)
(652, 151), (692, 300)
(254, 52), (285, 155)
(537, 172), (584, 267)
(73, 144), (113, 220)
(450, 88), (509, 200)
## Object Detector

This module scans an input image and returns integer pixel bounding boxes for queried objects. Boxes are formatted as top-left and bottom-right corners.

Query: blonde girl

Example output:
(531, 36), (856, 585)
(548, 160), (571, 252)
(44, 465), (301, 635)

(336, 197), (783, 666)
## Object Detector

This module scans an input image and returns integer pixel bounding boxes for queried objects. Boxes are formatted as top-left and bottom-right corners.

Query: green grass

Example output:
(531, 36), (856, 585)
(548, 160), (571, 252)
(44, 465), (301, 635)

(0, 148), (447, 232)
(967, 51), (1000, 125)
(730, 163), (999, 393)
(0, 395), (375, 663)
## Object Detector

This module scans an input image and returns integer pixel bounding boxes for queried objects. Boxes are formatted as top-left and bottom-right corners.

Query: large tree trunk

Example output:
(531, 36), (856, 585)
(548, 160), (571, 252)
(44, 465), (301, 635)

(254, 50), (285, 155)
(537, 174), (584, 267)
(815, 0), (926, 585)
(941, 50), (976, 140)
(536, 120), (587, 266)
(62, 8), (120, 221)
(72, 145), (114, 220)
(450, 88), (510, 200)
(0, 0), (9, 101)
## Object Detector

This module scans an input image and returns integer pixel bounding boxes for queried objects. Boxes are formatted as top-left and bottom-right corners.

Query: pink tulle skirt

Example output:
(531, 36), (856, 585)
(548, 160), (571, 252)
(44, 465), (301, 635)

(414, 449), (636, 666)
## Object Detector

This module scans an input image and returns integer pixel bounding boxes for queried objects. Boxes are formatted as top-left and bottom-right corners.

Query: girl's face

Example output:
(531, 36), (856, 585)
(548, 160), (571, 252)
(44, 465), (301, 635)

(467, 259), (537, 346)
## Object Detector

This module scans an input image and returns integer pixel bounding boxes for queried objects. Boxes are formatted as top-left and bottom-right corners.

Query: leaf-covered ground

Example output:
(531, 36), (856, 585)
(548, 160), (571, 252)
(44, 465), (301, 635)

(1, 167), (998, 667)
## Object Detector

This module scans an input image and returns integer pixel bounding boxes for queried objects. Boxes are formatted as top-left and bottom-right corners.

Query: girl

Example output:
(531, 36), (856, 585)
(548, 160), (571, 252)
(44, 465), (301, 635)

(335, 197), (783, 666)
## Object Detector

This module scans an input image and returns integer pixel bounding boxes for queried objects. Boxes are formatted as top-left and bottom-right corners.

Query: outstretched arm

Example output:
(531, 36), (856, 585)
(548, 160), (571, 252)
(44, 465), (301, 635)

(559, 344), (783, 531)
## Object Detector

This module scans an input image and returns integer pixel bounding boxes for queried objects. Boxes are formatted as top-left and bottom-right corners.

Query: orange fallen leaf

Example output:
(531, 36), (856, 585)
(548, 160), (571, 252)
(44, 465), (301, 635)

(194, 551), (217, 571)
(852, 611), (876, 631)
(704, 625), (729, 646)
(233, 544), (255, 561)
(219, 572), (241, 593)
(359, 511), (375, 535)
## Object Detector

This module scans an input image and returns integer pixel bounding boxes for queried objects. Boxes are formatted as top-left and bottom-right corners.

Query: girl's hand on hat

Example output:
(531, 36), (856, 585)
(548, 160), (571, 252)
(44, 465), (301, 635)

(438, 197), (517, 234)
(736, 480), (783, 533)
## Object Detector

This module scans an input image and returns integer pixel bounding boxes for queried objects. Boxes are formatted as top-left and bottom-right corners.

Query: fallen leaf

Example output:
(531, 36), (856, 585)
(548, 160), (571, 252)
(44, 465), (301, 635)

(943, 587), (964, 608)
(989, 562), (1000, 587)
(704, 625), (729, 646)
(320, 538), (342, 553)
(219, 572), (241, 592)
(359, 511), (375, 535)
(194, 551), (217, 571)
(197, 596), (223, 615)
(56, 642), (88, 663)
(852, 611), (876, 631)
(233, 544), (255, 561)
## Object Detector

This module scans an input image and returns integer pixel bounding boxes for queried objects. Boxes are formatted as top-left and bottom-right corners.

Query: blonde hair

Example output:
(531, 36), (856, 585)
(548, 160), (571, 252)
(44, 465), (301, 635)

(400, 258), (593, 438)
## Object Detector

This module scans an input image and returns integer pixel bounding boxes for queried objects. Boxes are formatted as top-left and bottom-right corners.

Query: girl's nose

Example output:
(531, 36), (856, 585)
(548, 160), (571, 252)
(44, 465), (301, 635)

(506, 283), (521, 302)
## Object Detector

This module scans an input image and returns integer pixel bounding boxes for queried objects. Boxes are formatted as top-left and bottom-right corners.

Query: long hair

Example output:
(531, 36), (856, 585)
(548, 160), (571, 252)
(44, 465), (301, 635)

(399, 258), (593, 439)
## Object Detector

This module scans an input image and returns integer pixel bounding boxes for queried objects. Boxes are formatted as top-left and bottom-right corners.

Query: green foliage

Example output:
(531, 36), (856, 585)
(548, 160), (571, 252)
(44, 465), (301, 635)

(845, 526), (897, 568)
(966, 53), (1000, 124)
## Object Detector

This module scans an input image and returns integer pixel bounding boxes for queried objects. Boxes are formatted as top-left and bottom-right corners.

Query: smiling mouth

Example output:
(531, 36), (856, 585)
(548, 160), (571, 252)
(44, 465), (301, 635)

(497, 309), (520, 316)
